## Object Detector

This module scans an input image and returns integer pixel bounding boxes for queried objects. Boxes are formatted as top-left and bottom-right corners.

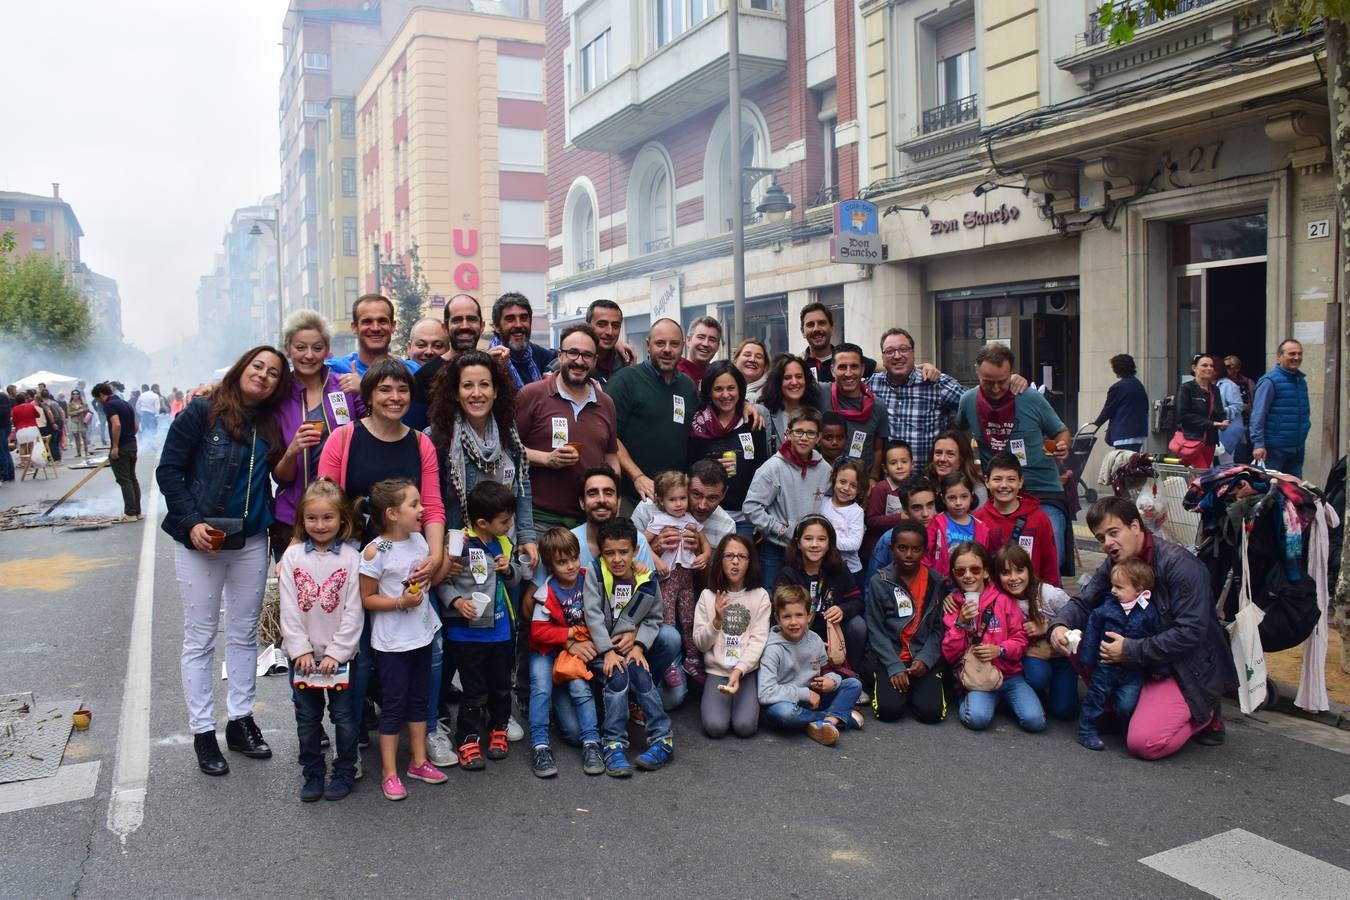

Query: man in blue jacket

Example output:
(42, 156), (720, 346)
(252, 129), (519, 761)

(1249, 339), (1310, 477)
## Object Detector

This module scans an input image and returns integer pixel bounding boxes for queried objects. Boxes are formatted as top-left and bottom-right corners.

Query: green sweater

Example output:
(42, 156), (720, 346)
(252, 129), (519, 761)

(955, 388), (1066, 497)
(605, 361), (699, 501)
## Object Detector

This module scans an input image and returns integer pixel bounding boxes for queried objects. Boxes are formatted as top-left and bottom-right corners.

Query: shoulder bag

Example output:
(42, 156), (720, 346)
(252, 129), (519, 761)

(203, 429), (256, 552)
(959, 602), (1005, 692)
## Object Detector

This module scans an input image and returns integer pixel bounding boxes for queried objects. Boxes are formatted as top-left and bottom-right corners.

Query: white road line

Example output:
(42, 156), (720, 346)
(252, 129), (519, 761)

(0, 762), (100, 815)
(1336, 794), (1350, 807)
(1141, 828), (1350, 899)
(104, 482), (159, 846)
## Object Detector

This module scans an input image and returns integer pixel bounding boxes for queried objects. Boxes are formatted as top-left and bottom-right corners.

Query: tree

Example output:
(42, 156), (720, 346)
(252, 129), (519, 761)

(1101, 1), (1350, 673)
(0, 231), (14, 259)
(0, 253), (92, 351)
(381, 242), (430, 353)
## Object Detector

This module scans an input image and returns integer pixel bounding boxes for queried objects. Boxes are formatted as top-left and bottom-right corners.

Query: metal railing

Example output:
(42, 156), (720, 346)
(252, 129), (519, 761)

(643, 236), (672, 253)
(814, 185), (840, 206)
(1084, 0), (1218, 47)
(576, 257), (596, 272)
(920, 94), (978, 134)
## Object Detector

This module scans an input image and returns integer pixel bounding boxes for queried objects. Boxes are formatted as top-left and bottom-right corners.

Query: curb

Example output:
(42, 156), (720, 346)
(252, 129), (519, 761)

(1266, 678), (1350, 731)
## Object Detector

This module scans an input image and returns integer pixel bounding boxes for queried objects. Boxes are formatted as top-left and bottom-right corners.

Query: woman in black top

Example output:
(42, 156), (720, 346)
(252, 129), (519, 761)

(1175, 353), (1229, 469)
(774, 514), (867, 676)
(686, 361), (767, 536)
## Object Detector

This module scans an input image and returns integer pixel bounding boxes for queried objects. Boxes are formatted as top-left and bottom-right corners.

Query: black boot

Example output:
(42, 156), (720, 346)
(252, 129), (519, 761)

(194, 731), (229, 776)
(225, 715), (272, 759)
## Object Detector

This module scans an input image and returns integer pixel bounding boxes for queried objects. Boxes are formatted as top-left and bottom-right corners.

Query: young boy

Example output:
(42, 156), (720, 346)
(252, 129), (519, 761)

(527, 528), (604, 778)
(974, 451), (1060, 587)
(581, 517), (673, 777)
(744, 406), (832, 589)
(439, 480), (524, 770)
(757, 585), (862, 746)
(818, 412), (849, 468)
(864, 474), (939, 590)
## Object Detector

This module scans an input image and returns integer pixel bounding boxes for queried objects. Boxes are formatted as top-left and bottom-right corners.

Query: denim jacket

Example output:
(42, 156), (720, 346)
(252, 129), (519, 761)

(156, 397), (274, 546)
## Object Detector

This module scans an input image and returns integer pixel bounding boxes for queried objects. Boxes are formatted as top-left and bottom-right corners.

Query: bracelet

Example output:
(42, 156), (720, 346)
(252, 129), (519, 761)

(395, 595), (403, 610)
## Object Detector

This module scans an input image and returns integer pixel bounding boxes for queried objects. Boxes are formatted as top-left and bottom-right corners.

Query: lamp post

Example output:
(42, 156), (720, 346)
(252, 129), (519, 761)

(248, 219), (283, 343)
(728, 0), (745, 349)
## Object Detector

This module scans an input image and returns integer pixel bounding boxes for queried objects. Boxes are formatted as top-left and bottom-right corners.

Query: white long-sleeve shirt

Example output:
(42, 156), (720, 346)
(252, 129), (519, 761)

(817, 498), (865, 574)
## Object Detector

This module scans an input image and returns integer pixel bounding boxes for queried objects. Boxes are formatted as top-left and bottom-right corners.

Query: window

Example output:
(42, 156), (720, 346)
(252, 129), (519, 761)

(580, 30), (610, 94)
(628, 144), (675, 254)
(564, 181), (599, 273)
(500, 200), (546, 242)
(341, 158), (356, 197)
(344, 276), (359, 306)
(921, 16), (978, 134)
(938, 49), (975, 106)
(703, 102), (770, 234)
(303, 100), (326, 119)
(498, 127), (545, 170)
(342, 217), (357, 256)
(31, 237), (47, 250)
(0, 208), (14, 221)
(498, 56), (543, 97)
(691, 0), (716, 25)
(656, 0), (687, 47)
(340, 104), (356, 138)
(302, 52), (329, 70)
(821, 116), (838, 200)
(30, 209), (46, 224)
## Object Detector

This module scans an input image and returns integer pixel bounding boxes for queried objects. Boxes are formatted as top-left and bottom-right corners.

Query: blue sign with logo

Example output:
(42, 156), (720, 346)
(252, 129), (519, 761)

(831, 199), (881, 263)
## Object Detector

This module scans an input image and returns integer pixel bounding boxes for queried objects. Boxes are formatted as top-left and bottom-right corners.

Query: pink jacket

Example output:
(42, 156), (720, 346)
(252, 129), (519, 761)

(924, 514), (991, 578)
(941, 582), (1028, 677)
(317, 421), (446, 525)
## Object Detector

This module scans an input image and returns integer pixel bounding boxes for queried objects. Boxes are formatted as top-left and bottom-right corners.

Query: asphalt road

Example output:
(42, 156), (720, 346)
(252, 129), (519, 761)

(1, 453), (1348, 899)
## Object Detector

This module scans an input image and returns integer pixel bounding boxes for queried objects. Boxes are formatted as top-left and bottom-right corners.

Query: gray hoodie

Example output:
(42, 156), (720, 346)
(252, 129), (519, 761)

(757, 626), (837, 706)
(742, 450), (831, 547)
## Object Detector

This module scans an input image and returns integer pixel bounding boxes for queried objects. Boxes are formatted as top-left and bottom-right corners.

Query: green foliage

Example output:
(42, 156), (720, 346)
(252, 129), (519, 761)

(381, 242), (430, 352)
(1098, 0), (1349, 44)
(0, 253), (92, 351)
(0, 231), (14, 258)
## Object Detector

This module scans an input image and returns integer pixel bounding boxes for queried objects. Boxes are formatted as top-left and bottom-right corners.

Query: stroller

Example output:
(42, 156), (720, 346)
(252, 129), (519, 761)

(1062, 422), (1100, 508)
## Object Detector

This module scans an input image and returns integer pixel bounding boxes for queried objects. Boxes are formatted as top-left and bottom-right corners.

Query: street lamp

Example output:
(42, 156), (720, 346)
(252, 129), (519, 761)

(248, 219), (283, 343)
(755, 181), (795, 223)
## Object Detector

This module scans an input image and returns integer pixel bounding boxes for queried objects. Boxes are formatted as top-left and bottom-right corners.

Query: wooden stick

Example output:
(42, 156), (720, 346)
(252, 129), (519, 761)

(42, 456), (112, 517)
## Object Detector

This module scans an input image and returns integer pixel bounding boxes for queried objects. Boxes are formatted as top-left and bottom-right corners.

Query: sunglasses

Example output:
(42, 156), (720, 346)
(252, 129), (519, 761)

(952, 565), (984, 576)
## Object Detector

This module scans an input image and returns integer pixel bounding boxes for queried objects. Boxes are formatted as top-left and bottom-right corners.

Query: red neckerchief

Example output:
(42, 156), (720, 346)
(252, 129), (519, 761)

(975, 389), (1017, 453)
(1136, 530), (1156, 566)
(830, 381), (875, 424)
(690, 404), (740, 440)
(778, 440), (819, 478)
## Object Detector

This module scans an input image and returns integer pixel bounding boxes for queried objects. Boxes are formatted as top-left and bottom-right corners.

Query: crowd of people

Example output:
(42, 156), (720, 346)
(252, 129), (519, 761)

(71, 288), (1282, 804)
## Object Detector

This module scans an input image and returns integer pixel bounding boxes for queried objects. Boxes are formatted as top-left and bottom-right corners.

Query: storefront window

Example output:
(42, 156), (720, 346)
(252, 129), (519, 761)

(1171, 212), (1267, 264)
(718, 294), (788, 358)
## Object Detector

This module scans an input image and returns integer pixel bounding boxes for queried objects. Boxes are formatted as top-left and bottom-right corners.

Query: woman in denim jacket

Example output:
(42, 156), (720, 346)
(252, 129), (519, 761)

(156, 346), (291, 777)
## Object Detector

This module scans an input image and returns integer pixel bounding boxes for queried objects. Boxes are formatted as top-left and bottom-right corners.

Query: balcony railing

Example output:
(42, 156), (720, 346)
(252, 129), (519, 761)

(576, 257), (596, 272)
(921, 94), (979, 134)
(1084, 0), (1218, 47)
(643, 236), (672, 254)
(814, 185), (840, 207)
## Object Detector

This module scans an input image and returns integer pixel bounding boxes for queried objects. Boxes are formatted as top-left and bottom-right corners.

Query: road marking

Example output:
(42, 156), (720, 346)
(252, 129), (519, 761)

(1336, 794), (1350, 807)
(104, 483), (158, 846)
(0, 761), (100, 815)
(1141, 828), (1350, 899)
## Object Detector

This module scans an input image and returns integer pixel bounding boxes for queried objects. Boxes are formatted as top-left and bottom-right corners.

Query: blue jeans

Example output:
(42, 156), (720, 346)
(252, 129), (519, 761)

(1079, 666), (1144, 738)
(647, 623), (687, 710)
(426, 628), (443, 728)
(1263, 446), (1305, 478)
(759, 541), (785, 593)
(294, 682), (357, 779)
(1022, 655), (1080, 720)
(0, 422), (12, 481)
(762, 677), (862, 730)
(734, 518), (755, 539)
(529, 650), (599, 747)
(348, 615), (375, 736)
(959, 674), (1046, 732)
(600, 659), (672, 747)
(1039, 503), (1074, 578)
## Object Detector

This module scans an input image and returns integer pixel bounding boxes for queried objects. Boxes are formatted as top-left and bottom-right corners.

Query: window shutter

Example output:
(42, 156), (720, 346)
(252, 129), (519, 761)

(935, 17), (976, 61)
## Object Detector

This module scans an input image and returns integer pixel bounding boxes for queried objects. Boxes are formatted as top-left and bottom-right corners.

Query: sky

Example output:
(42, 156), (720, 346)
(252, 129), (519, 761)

(1, 0), (285, 355)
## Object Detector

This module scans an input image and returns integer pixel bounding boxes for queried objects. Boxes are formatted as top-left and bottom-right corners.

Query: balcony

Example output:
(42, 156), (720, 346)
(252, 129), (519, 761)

(569, 4), (787, 154)
(897, 94), (982, 164)
(921, 94), (978, 134)
(1082, 0), (1220, 47)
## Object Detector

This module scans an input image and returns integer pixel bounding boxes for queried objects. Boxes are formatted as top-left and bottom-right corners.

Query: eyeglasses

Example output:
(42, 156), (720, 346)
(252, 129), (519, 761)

(722, 552), (750, 562)
(952, 565), (984, 576)
(560, 348), (598, 363)
(882, 346), (914, 357)
(789, 429), (818, 439)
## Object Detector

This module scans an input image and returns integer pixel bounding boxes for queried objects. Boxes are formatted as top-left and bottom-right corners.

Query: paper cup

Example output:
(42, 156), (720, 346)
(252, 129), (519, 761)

(72, 709), (91, 731)
(470, 591), (492, 616)
(446, 529), (465, 556)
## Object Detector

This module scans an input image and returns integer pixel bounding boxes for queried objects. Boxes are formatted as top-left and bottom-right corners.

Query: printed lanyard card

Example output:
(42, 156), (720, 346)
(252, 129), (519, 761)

(551, 416), (569, 449)
(468, 547), (489, 584)
(738, 432), (755, 459)
(672, 395), (686, 424)
(885, 494), (902, 515)
(893, 586), (914, 619)
(1018, 534), (1035, 553)
(848, 429), (867, 458)
(723, 634), (742, 667)
(611, 583), (633, 613)
(327, 391), (351, 425)
(1009, 438), (1028, 466)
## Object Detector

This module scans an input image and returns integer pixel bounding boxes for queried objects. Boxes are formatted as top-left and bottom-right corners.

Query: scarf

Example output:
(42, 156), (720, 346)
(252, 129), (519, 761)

(446, 409), (530, 524)
(778, 439), (819, 479)
(975, 389), (1017, 453)
(744, 373), (767, 404)
(690, 404), (741, 440)
(830, 382), (876, 424)
(1119, 589), (1150, 613)
(897, 565), (930, 663)
(489, 335), (541, 390)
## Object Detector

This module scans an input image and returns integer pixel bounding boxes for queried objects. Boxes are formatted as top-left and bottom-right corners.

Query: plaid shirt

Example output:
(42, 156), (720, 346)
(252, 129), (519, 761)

(867, 369), (965, 468)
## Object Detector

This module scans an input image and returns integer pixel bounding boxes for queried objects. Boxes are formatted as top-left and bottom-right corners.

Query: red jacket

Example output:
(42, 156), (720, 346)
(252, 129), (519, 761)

(862, 479), (905, 563)
(528, 571), (588, 654)
(941, 582), (1028, 677)
(974, 494), (1060, 587)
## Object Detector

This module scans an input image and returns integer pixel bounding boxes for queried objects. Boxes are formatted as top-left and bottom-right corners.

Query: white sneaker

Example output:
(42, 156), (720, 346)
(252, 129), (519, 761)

(426, 726), (457, 767)
(856, 690), (870, 706)
(353, 755), (363, 780)
(506, 716), (525, 742)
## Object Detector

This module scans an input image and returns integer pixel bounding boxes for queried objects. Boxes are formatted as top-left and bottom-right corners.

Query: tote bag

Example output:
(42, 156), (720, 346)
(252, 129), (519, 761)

(1229, 528), (1268, 714)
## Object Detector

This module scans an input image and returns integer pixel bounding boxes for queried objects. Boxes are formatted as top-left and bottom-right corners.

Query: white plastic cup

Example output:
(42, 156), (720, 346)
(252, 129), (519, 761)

(470, 591), (492, 616)
(962, 591), (980, 622)
(446, 529), (465, 556)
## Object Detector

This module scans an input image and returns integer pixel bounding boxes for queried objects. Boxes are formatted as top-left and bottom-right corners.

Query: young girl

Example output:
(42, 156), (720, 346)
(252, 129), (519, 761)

(940, 542), (1044, 733)
(279, 479), (365, 801)
(776, 515), (866, 681)
(357, 479), (446, 800)
(693, 535), (772, 739)
(926, 472), (989, 577)
(818, 459), (868, 594)
(644, 470), (711, 689)
(863, 440), (913, 563)
(994, 544), (1077, 721)
(1077, 558), (1164, 750)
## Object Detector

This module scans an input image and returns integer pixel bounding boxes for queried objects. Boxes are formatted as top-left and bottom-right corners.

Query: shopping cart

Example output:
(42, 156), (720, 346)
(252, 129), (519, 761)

(1110, 454), (1203, 548)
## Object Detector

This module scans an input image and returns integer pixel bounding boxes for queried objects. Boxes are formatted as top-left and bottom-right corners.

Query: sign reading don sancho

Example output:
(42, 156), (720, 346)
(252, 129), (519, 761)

(830, 199), (881, 264)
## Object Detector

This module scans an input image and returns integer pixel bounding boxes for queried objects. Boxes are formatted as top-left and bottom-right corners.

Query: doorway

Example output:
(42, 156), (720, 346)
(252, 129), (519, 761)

(1170, 213), (1268, 383)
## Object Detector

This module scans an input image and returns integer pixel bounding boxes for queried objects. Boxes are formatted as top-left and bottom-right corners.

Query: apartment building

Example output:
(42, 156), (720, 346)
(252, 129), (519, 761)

(0, 185), (84, 283)
(315, 95), (361, 346)
(356, 4), (546, 334)
(546, 0), (863, 355)
(196, 199), (282, 354)
(858, 0), (1338, 477)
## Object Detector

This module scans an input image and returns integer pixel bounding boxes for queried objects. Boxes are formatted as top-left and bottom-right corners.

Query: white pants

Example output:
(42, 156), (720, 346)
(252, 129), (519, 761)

(175, 534), (269, 734)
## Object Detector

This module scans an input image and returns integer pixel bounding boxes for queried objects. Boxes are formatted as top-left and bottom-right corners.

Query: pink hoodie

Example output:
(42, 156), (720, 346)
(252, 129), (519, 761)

(924, 514), (992, 578)
(940, 581), (1028, 677)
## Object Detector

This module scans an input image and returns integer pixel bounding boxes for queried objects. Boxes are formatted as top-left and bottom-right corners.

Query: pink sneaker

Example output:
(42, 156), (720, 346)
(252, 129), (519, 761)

(405, 760), (447, 784)
(663, 662), (685, 689)
(381, 774), (407, 801)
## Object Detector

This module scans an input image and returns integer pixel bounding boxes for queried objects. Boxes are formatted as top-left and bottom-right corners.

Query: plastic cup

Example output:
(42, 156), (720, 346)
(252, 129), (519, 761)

(1043, 438), (1059, 455)
(446, 529), (465, 556)
(564, 441), (582, 456)
(72, 709), (91, 731)
(962, 591), (980, 621)
(204, 527), (225, 553)
(470, 591), (492, 616)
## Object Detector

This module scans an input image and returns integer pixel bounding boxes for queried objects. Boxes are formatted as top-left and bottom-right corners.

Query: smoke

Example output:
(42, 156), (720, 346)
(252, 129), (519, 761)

(0, 332), (151, 391)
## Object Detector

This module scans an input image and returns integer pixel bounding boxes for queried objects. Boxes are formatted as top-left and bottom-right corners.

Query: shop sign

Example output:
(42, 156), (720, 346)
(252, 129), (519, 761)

(830, 199), (882, 264)
(930, 204), (1022, 236)
(650, 272), (681, 322)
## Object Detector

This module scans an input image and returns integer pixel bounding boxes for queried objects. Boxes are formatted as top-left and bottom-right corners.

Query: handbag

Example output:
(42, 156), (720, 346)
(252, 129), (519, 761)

(203, 430), (256, 552)
(823, 617), (858, 679)
(1168, 385), (1213, 466)
(959, 603), (1004, 692)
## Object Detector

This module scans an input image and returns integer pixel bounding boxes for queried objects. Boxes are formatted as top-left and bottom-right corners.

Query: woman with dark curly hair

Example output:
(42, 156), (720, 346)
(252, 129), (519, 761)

(757, 353), (820, 449)
(923, 428), (986, 510)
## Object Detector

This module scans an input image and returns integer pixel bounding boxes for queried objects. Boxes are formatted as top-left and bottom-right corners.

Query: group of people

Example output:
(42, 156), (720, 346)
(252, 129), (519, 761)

(150, 289), (1241, 805)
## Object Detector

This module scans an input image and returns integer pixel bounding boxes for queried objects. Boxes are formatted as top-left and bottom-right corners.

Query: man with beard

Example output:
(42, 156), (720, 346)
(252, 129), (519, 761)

(815, 342), (888, 474)
(605, 318), (699, 506)
(327, 294), (420, 392)
(409, 293), (485, 431)
(515, 323), (619, 530)
(799, 302), (876, 384)
(406, 316), (449, 366)
(490, 292), (557, 390)
(587, 299), (634, 383)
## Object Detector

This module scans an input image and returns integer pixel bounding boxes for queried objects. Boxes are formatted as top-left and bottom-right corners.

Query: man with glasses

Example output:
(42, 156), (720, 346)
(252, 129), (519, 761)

(867, 328), (965, 469)
(515, 323), (619, 531)
(410, 293), (485, 430)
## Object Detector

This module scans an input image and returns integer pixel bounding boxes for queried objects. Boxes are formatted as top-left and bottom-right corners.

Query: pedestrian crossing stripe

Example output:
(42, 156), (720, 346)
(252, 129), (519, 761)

(1140, 828), (1350, 899)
